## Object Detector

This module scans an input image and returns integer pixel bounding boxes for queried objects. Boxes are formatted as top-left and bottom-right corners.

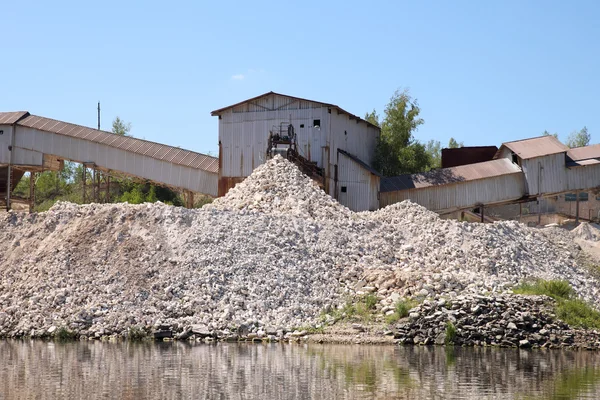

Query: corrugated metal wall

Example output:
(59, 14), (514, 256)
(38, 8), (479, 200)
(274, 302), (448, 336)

(219, 106), (330, 178)
(10, 126), (218, 196)
(328, 111), (379, 168)
(336, 151), (379, 211)
(380, 173), (526, 211)
(0, 125), (13, 164)
(218, 93), (380, 200)
(566, 164), (600, 191)
(520, 154), (568, 195)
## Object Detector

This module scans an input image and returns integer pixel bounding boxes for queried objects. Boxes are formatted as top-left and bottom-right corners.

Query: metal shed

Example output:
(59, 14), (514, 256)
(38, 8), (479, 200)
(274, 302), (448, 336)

(380, 158), (526, 212)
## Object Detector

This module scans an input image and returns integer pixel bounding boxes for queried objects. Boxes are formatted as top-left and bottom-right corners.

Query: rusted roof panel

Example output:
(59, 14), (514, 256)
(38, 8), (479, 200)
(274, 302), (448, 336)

(567, 143), (600, 161)
(211, 91), (380, 130)
(0, 111), (30, 125)
(381, 158), (522, 192)
(16, 115), (218, 173)
(496, 136), (568, 160)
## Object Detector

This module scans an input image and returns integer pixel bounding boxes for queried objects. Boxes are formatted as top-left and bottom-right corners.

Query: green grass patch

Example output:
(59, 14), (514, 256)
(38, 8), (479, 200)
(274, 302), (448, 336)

(385, 299), (418, 324)
(513, 279), (600, 329)
(322, 293), (380, 323)
(513, 279), (573, 299)
(445, 321), (457, 345)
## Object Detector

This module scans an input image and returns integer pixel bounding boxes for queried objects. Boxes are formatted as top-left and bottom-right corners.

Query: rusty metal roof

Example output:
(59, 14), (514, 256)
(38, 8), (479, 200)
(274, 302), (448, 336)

(0, 111), (30, 125)
(380, 158), (522, 192)
(567, 143), (600, 161)
(16, 114), (218, 173)
(210, 91), (380, 130)
(496, 135), (568, 160)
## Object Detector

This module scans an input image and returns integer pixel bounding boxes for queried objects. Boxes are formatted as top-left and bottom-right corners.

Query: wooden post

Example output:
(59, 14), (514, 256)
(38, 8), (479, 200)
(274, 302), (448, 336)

(82, 166), (86, 203)
(106, 175), (111, 203)
(186, 190), (194, 209)
(481, 205), (484, 223)
(29, 172), (36, 213)
(576, 190), (580, 224)
(519, 203), (522, 223)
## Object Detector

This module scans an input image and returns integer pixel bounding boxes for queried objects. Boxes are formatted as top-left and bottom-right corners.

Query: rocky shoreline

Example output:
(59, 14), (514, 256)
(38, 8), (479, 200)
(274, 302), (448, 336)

(3, 292), (599, 351)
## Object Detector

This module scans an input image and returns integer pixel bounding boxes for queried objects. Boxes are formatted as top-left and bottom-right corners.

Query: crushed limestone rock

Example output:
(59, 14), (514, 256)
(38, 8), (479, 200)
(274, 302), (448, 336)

(0, 156), (599, 339)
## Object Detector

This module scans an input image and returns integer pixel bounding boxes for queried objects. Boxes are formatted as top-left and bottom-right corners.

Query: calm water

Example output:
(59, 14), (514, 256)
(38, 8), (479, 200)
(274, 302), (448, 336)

(0, 340), (599, 399)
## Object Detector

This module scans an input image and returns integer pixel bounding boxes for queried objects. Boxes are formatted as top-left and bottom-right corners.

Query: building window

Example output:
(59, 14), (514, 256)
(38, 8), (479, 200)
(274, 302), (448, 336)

(341, 186), (347, 193)
(565, 192), (588, 202)
(313, 119), (320, 128)
(300, 124), (304, 128)
(511, 152), (518, 164)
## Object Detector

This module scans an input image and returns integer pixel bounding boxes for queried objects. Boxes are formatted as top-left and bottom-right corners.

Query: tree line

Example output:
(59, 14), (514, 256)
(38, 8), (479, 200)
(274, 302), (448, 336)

(368, 89), (592, 176)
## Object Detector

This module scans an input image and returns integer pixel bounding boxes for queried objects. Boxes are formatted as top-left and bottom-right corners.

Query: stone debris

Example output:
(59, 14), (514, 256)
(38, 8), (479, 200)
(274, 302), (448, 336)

(0, 155), (599, 340)
(572, 221), (600, 242)
(393, 294), (600, 348)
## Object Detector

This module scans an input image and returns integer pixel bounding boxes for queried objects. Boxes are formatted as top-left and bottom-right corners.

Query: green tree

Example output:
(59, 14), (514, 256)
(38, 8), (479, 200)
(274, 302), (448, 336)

(364, 109), (380, 127)
(543, 130), (559, 139)
(425, 140), (441, 169)
(565, 126), (590, 148)
(448, 137), (463, 148)
(112, 117), (131, 136)
(372, 89), (429, 176)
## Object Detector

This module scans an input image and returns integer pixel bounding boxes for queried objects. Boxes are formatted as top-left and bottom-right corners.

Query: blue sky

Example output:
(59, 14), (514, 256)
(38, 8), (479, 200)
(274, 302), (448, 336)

(2, 0), (598, 155)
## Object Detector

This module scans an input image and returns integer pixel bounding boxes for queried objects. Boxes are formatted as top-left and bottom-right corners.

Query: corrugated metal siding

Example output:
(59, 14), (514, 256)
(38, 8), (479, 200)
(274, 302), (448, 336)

(219, 107), (330, 177)
(13, 127), (218, 196)
(566, 163), (600, 191)
(328, 111), (378, 168)
(337, 151), (379, 211)
(521, 154), (568, 195)
(380, 173), (526, 211)
(0, 125), (12, 164)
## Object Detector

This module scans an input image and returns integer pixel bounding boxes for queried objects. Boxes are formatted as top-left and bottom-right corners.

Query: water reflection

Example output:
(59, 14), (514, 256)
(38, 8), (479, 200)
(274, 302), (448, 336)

(0, 340), (599, 399)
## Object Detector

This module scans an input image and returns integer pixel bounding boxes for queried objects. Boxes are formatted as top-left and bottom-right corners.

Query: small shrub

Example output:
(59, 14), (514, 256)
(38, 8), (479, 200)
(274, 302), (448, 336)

(55, 327), (77, 341)
(127, 327), (148, 342)
(385, 299), (416, 324)
(364, 294), (378, 310)
(445, 322), (457, 345)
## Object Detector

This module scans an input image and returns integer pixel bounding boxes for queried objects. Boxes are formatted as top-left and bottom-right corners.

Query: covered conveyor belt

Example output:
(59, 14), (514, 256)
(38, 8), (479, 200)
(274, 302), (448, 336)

(0, 111), (218, 206)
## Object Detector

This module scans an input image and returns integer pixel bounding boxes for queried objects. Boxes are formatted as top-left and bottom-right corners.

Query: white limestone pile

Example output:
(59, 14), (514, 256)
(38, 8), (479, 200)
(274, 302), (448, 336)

(209, 155), (352, 220)
(1, 156), (599, 339)
(572, 222), (600, 242)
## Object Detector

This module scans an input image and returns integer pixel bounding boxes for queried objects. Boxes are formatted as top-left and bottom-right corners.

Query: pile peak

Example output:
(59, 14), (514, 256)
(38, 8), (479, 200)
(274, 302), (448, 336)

(209, 156), (351, 219)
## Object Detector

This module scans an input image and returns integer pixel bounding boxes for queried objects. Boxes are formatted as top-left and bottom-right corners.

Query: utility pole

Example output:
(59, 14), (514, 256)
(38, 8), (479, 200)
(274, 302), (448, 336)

(97, 102), (101, 130)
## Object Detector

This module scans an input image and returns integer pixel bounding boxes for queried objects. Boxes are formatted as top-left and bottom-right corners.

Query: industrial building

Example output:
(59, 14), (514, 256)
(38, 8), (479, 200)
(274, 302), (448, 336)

(383, 135), (600, 222)
(212, 91), (381, 211)
(4, 93), (600, 220)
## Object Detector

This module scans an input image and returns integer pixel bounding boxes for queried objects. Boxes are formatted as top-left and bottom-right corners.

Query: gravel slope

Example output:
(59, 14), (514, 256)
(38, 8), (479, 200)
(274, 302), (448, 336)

(0, 156), (598, 338)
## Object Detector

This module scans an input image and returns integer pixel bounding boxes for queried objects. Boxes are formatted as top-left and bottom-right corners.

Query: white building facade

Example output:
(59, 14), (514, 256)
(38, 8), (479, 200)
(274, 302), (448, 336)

(212, 92), (381, 211)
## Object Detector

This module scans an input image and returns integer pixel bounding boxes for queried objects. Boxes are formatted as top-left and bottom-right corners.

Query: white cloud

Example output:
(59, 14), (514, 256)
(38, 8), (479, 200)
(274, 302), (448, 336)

(231, 74), (245, 81)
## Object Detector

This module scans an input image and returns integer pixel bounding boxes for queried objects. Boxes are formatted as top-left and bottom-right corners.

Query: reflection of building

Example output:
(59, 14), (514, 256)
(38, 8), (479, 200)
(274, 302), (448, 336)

(212, 92), (381, 211)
